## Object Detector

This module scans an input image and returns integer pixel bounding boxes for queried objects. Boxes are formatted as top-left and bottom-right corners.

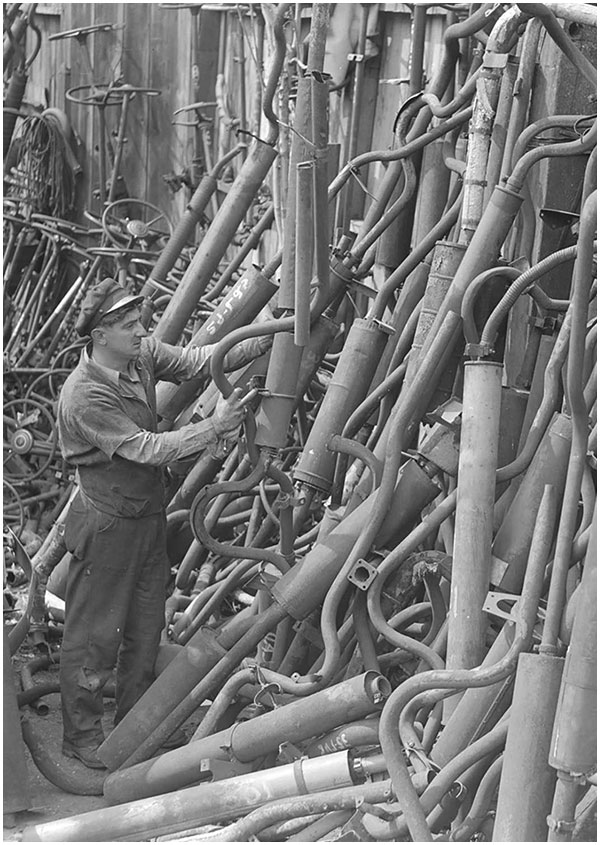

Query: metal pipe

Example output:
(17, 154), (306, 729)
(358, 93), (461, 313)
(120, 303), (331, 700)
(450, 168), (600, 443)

(492, 650), (565, 841)
(548, 505), (597, 775)
(103, 672), (389, 803)
(450, 755), (504, 841)
(24, 751), (369, 842)
(294, 161), (314, 347)
(100, 602), (287, 770)
(498, 18), (544, 183)
(293, 318), (388, 493)
(541, 191), (596, 653)
(517, 3), (597, 86)
(378, 483), (554, 839)
(165, 780), (393, 843)
(203, 205), (275, 302)
(155, 267), (277, 427)
(153, 137), (278, 344)
(446, 361), (503, 681)
(141, 142), (247, 302)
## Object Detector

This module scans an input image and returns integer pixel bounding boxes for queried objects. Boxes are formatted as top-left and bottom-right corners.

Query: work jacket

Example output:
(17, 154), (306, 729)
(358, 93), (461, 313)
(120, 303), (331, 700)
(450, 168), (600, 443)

(58, 335), (255, 518)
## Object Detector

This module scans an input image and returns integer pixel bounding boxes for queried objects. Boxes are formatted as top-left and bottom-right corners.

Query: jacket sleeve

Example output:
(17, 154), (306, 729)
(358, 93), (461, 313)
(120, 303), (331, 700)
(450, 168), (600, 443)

(64, 385), (219, 464)
(147, 334), (272, 383)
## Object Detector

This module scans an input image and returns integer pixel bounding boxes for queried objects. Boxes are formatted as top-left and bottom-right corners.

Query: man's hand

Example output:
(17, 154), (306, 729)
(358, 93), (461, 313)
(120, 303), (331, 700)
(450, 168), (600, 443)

(212, 387), (247, 439)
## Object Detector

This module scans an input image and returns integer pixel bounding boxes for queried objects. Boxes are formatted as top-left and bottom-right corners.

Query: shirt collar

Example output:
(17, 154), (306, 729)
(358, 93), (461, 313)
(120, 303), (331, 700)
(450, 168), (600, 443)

(83, 344), (141, 385)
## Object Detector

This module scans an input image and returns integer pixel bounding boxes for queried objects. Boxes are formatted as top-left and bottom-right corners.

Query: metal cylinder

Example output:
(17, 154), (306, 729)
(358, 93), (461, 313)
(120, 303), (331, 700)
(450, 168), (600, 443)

(293, 319), (388, 492)
(422, 186), (524, 359)
(294, 314), (339, 404)
(294, 161), (314, 346)
(412, 139), (453, 248)
(492, 651), (565, 841)
(103, 672), (389, 804)
(280, 74), (314, 310)
(275, 457), (438, 622)
(254, 331), (304, 450)
(491, 412), (571, 592)
(447, 361), (503, 675)
(156, 266), (277, 427)
(405, 241), (467, 387)
(431, 622), (514, 768)
(549, 506), (597, 773)
(154, 139), (278, 344)
(23, 751), (357, 842)
(496, 386), (529, 494)
(97, 627), (227, 771)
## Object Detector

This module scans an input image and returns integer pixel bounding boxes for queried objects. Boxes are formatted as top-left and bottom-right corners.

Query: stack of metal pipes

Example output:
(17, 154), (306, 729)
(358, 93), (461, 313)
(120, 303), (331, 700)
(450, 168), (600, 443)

(20, 2), (596, 842)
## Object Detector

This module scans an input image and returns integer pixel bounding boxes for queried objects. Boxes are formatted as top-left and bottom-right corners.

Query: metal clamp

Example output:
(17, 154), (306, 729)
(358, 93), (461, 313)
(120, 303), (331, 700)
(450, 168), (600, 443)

(546, 815), (576, 834)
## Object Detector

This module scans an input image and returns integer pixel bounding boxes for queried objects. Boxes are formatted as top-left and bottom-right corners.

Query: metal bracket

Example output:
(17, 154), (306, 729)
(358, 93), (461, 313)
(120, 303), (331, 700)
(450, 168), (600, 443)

(546, 815), (577, 834)
(197, 756), (253, 782)
(483, 590), (547, 640)
(370, 317), (396, 335)
(277, 740), (304, 763)
(292, 618), (324, 649)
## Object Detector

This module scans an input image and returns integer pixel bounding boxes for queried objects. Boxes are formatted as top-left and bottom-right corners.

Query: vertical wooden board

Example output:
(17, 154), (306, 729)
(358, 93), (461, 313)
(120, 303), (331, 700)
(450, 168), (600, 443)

(351, 46), (382, 222)
(144, 5), (191, 219)
(65, 4), (97, 213)
(366, 11), (410, 201)
(119, 3), (150, 206)
(195, 7), (221, 178)
(24, 9), (62, 110)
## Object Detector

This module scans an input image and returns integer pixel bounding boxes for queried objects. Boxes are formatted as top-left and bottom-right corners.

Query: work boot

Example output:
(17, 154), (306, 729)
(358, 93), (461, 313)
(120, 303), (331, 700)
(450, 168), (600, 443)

(62, 742), (107, 770)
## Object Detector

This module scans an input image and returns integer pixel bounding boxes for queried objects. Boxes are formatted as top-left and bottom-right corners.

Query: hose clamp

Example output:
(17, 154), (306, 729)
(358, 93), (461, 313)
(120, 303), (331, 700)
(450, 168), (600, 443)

(292, 757), (310, 794)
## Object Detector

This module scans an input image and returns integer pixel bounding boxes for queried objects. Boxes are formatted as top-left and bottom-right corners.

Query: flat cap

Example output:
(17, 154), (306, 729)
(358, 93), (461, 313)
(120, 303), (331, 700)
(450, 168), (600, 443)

(75, 278), (144, 337)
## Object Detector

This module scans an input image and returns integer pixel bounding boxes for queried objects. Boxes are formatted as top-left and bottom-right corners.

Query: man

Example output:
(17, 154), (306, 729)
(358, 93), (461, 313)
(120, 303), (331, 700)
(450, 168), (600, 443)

(57, 278), (267, 769)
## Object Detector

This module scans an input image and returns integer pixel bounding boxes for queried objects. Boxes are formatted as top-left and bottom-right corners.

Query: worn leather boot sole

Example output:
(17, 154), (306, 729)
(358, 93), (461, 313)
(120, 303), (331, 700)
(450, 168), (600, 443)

(63, 744), (107, 770)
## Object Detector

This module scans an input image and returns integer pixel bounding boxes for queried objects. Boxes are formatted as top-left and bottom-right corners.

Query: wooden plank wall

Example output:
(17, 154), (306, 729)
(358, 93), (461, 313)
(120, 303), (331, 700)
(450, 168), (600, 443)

(22, 3), (448, 240)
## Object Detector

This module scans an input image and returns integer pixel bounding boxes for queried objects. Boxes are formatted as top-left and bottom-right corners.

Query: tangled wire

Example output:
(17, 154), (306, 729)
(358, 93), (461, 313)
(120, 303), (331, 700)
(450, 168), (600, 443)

(5, 113), (78, 219)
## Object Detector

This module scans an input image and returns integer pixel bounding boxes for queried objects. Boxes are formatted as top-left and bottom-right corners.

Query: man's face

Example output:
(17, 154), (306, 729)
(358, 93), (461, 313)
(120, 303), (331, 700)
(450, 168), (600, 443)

(99, 307), (147, 360)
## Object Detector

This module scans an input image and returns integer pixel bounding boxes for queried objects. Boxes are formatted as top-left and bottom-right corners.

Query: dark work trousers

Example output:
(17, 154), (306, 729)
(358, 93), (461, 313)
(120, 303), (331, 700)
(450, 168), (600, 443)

(60, 493), (170, 749)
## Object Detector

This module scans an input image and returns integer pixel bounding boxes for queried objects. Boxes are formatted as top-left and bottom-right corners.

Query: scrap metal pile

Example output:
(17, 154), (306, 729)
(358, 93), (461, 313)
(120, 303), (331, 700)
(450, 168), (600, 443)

(4, 2), (597, 842)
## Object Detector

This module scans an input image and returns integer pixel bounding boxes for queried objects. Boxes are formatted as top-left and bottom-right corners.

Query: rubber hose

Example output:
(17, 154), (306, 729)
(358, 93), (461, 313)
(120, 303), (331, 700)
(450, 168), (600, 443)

(20, 716), (106, 796)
